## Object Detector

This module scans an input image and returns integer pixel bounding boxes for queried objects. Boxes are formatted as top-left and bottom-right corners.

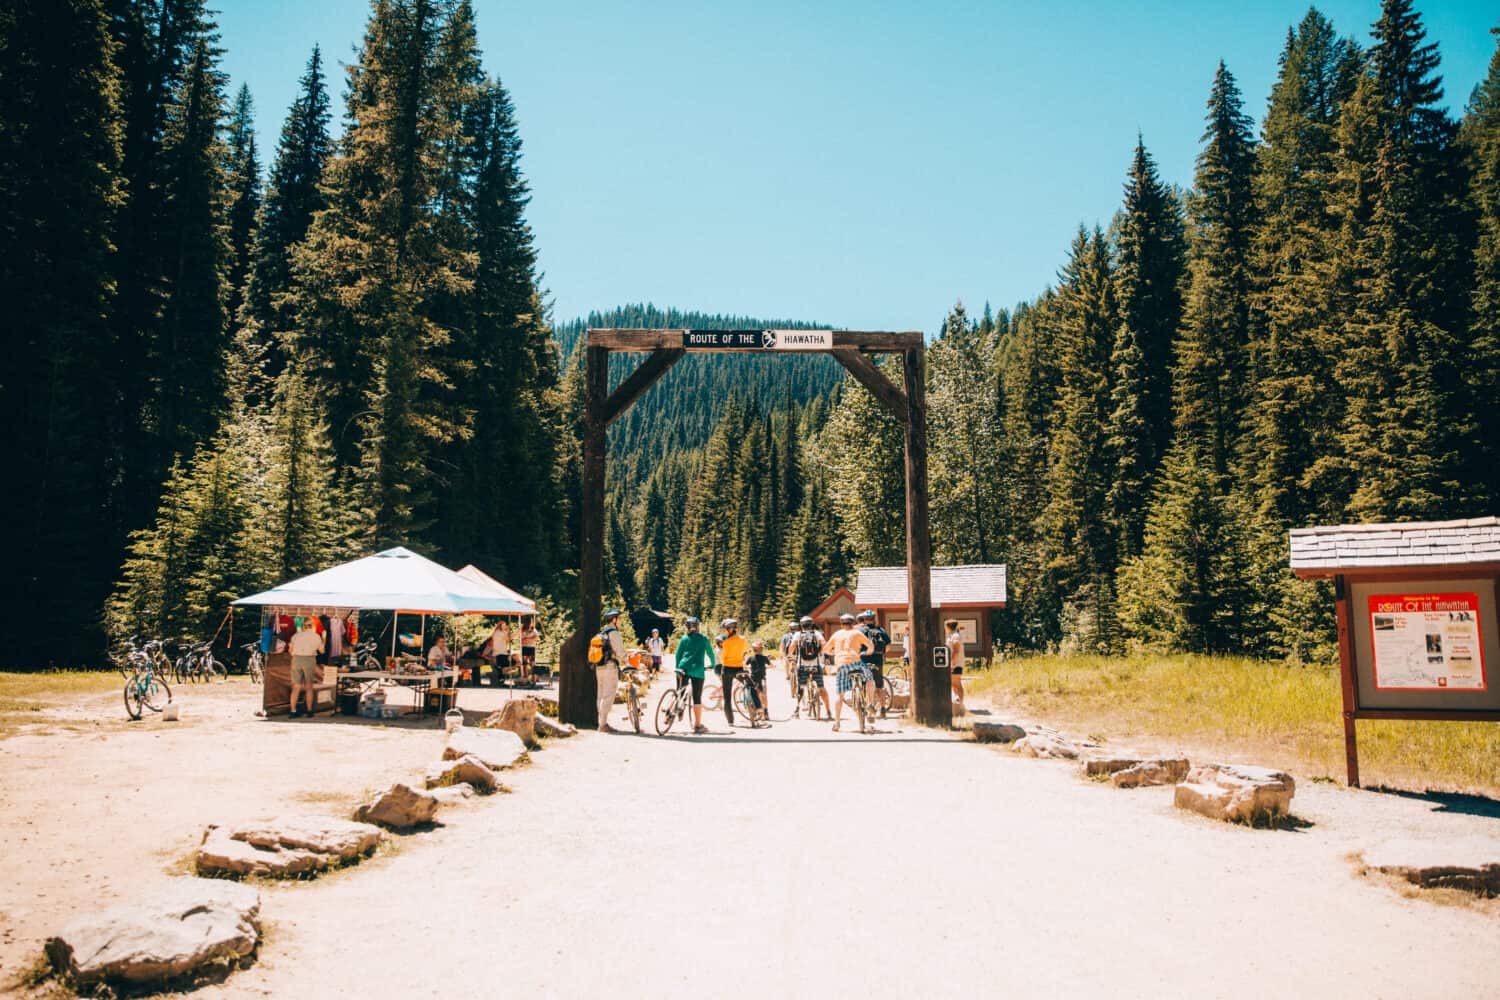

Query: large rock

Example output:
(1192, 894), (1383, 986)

(1084, 756), (1143, 777)
(354, 782), (439, 831)
(444, 727), (528, 769)
(425, 753), (499, 795)
(973, 720), (1027, 744)
(1363, 837), (1500, 896)
(1174, 763), (1296, 824)
(481, 698), (539, 748)
(1013, 730), (1089, 760)
(45, 878), (260, 989)
(196, 817), (380, 878)
(535, 714), (576, 738)
(1112, 758), (1190, 788)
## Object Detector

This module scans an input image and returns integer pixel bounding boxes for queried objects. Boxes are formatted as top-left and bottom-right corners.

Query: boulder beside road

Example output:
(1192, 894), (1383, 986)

(354, 782), (439, 831)
(1112, 759), (1191, 788)
(973, 720), (1027, 744)
(426, 753), (500, 794)
(1363, 837), (1500, 896)
(444, 727), (528, 769)
(1174, 763), (1296, 824)
(481, 698), (539, 748)
(45, 878), (260, 989)
(196, 817), (381, 878)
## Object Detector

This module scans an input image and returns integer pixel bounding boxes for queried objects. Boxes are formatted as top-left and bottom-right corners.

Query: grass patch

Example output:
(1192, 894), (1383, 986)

(967, 653), (1500, 797)
(0, 671), (126, 739)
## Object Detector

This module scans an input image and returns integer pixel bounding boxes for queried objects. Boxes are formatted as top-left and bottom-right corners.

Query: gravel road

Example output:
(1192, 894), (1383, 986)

(208, 681), (1500, 999)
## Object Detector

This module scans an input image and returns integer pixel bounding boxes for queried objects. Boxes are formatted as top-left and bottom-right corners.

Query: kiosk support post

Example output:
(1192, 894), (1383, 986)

(1334, 574), (1360, 788)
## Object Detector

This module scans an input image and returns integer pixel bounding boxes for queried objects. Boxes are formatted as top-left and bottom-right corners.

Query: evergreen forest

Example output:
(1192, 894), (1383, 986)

(3, 0), (1498, 666)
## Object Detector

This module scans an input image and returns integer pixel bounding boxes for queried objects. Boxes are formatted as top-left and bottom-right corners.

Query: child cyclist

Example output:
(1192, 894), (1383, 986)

(745, 639), (772, 727)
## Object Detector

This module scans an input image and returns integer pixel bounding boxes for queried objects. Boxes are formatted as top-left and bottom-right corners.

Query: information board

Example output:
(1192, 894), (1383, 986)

(1368, 592), (1486, 691)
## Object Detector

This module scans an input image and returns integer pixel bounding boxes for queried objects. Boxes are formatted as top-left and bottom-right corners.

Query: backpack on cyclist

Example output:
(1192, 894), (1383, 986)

(798, 630), (820, 662)
(587, 626), (617, 665)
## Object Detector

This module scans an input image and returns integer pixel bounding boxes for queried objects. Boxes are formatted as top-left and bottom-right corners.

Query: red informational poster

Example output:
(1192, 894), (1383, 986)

(1368, 593), (1486, 691)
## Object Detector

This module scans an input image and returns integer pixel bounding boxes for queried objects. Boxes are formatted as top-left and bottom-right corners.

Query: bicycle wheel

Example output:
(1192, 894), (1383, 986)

(143, 675), (171, 712)
(205, 657), (227, 681)
(123, 679), (144, 720)
(732, 677), (754, 722)
(654, 688), (680, 736)
(248, 654), (263, 684)
(628, 689), (642, 733)
(704, 683), (722, 711)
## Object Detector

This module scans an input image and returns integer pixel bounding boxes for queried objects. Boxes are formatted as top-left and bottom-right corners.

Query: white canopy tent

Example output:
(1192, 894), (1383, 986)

(234, 546), (535, 666)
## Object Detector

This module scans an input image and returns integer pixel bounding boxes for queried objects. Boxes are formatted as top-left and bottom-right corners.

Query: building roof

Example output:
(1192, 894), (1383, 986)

(807, 587), (855, 621)
(854, 565), (1007, 608)
(1289, 517), (1500, 575)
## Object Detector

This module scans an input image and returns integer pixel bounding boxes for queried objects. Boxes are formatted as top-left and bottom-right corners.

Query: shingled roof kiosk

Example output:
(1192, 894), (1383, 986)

(1290, 517), (1500, 787)
(558, 329), (950, 729)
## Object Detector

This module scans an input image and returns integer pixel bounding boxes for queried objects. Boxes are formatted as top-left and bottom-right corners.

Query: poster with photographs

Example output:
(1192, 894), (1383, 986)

(1368, 593), (1486, 691)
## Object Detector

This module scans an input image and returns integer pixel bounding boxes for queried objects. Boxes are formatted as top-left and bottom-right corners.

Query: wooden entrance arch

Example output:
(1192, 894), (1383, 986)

(559, 328), (950, 728)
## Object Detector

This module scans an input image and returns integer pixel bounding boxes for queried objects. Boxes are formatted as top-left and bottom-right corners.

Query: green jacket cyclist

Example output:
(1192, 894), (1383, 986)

(673, 616), (715, 734)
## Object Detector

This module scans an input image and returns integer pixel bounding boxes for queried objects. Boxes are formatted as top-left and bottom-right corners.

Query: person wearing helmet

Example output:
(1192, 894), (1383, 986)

(823, 612), (875, 733)
(646, 628), (665, 673)
(779, 619), (800, 691)
(791, 615), (831, 720)
(595, 609), (627, 733)
(856, 610), (892, 718)
(745, 638), (772, 727)
(672, 616), (714, 734)
(716, 618), (750, 726)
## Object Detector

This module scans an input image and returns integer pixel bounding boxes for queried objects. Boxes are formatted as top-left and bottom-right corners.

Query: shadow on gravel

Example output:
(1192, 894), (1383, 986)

(640, 735), (967, 746)
(1369, 786), (1500, 819)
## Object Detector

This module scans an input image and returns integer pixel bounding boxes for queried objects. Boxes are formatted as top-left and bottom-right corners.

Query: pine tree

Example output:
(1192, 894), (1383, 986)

(1103, 141), (1185, 564)
(222, 83), (260, 325)
(1117, 440), (1254, 653)
(821, 362), (907, 568)
(151, 33), (230, 485)
(1330, 0), (1473, 521)
(292, 0), (483, 543)
(242, 45), (330, 364)
(1247, 10), (1361, 526)
(929, 301), (1007, 565)
(1462, 29), (1500, 508)
(1041, 228), (1119, 646)
(1174, 62), (1257, 481)
(0, 0), (125, 663)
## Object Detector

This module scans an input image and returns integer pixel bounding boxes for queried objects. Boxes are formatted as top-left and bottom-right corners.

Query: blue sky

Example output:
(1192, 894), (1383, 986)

(219, 1), (1499, 332)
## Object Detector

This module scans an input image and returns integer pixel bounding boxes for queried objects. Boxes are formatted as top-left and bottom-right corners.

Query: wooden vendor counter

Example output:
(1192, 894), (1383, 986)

(261, 652), (338, 717)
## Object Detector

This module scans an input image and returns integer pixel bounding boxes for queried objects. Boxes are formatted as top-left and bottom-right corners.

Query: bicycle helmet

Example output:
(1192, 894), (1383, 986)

(684, 616), (700, 628)
(857, 609), (876, 622)
(839, 613), (855, 625)
(722, 618), (738, 629)
(799, 616), (814, 627)
(604, 608), (621, 619)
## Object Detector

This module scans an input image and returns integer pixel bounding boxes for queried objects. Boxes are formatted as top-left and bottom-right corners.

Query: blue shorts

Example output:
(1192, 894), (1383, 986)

(837, 663), (871, 694)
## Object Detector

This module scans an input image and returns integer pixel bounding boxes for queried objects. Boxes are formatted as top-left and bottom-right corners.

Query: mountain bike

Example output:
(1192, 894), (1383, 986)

(350, 639), (384, 671)
(654, 672), (696, 735)
(123, 661), (172, 720)
(883, 662), (910, 714)
(241, 641), (265, 684)
(796, 666), (823, 721)
(175, 640), (227, 683)
(732, 670), (766, 726)
(621, 650), (652, 733)
(837, 663), (873, 733)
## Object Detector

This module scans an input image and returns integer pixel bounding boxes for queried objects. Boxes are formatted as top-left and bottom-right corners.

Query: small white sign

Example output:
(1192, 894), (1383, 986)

(932, 645), (949, 670)
(764, 329), (833, 350)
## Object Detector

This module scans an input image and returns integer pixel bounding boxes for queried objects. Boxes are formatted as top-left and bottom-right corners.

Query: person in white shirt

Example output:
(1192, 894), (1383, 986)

(646, 629), (665, 673)
(822, 613), (874, 733)
(488, 620), (512, 683)
(946, 619), (967, 715)
(427, 636), (453, 670)
(288, 619), (324, 718)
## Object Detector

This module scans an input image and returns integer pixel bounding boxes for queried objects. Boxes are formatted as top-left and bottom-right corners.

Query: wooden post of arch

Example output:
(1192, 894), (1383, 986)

(560, 329), (948, 728)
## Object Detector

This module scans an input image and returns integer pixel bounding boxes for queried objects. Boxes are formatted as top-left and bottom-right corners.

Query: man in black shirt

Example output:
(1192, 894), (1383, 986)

(857, 610), (892, 718)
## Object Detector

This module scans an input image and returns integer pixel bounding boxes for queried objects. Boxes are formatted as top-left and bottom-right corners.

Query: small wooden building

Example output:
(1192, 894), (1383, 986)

(806, 587), (857, 637)
(853, 564), (1008, 664)
(1290, 517), (1500, 786)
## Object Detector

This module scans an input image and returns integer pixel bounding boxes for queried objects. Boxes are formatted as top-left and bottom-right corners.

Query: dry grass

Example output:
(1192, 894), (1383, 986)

(965, 653), (1500, 797)
(0, 670), (124, 739)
